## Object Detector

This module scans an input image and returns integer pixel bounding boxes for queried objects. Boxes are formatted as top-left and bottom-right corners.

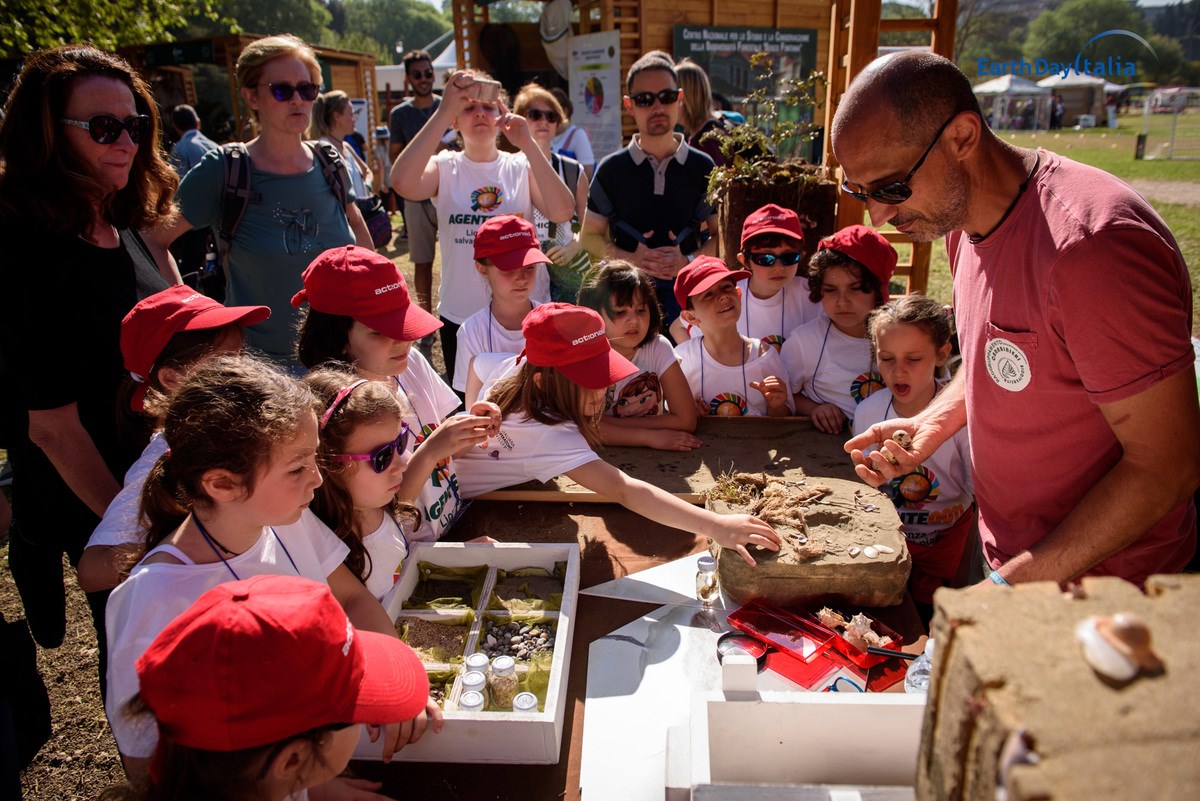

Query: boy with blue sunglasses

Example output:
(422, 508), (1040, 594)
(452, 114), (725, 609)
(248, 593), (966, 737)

(733, 204), (824, 351)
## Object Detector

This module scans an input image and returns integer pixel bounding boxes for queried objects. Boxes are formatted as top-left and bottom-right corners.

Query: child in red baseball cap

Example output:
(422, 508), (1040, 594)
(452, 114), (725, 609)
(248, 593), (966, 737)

(128, 574), (429, 801)
(781, 224), (897, 434)
(454, 303), (781, 566)
(78, 286), (270, 596)
(673, 257), (793, 417)
(452, 215), (551, 393)
(733, 203), (823, 350)
(294, 246), (500, 543)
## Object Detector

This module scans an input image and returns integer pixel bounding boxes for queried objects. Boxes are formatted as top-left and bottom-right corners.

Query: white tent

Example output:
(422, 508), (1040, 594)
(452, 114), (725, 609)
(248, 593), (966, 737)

(974, 75), (1051, 130)
(1036, 74), (1105, 126)
(374, 41), (460, 96)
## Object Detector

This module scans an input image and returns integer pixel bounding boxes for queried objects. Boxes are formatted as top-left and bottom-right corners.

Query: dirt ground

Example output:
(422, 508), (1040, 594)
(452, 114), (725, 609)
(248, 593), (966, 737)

(1127, 179), (1200, 206)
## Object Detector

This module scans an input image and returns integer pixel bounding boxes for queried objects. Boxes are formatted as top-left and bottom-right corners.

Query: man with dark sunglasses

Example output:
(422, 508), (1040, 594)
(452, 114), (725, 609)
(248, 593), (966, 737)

(836, 51), (1198, 589)
(584, 51), (719, 333)
(388, 49), (446, 323)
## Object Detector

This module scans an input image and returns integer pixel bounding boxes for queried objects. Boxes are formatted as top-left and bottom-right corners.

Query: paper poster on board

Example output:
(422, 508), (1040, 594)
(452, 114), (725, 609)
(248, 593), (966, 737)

(567, 30), (622, 161)
(672, 26), (818, 103)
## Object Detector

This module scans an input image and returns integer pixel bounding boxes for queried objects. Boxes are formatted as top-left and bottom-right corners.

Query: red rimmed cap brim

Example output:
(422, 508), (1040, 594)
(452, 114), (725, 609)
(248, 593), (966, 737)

(557, 348), (638, 390)
(346, 631), (430, 725)
(741, 225), (805, 251)
(178, 303), (271, 332)
(356, 304), (443, 342)
(487, 247), (553, 273)
(687, 269), (752, 299)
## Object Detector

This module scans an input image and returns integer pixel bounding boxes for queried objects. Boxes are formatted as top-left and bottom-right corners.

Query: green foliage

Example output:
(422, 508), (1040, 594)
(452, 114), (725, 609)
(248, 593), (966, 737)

(882, 2), (933, 48)
(705, 51), (828, 203)
(1024, 0), (1149, 66)
(318, 30), (389, 64)
(187, 0), (332, 41)
(484, 0), (544, 24)
(343, 0), (449, 65)
(0, 0), (222, 56)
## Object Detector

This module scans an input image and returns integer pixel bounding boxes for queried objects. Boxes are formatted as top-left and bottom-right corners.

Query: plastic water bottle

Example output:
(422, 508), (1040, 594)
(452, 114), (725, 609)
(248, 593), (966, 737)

(904, 638), (935, 693)
(203, 243), (218, 276)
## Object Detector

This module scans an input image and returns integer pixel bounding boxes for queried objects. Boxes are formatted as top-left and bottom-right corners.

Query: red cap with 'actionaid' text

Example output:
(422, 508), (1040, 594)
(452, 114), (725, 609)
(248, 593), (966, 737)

(817, 225), (898, 303)
(136, 575), (428, 752)
(673, 256), (751, 311)
(739, 203), (805, 251)
(473, 215), (552, 272)
(291, 245), (442, 341)
(519, 303), (637, 390)
(121, 285), (269, 412)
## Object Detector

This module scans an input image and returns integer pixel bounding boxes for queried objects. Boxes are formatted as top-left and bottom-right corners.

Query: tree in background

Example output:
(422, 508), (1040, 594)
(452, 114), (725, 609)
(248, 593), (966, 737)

(1024, 0), (1150, 69)
(0, 0), (221, 55)
(1153, 0), (1200, 60)
(344, 0), (450, 64)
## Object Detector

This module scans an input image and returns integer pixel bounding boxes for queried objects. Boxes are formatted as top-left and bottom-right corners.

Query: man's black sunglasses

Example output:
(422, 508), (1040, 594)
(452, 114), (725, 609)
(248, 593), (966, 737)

(61, 114), (152, 145)
(629, 89), (681, 108)
(410, 69), (435, 79)
(840, 113), (959, 205)
(747, 251), (805, 267)
(264, 81), (321, 102)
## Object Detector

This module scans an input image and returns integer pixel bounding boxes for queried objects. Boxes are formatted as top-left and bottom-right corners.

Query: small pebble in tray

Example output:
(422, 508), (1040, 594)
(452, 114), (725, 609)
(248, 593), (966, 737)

(398, 617), (470, 663)
(482, 620), (555, 661)
(429, 686), (447, 707)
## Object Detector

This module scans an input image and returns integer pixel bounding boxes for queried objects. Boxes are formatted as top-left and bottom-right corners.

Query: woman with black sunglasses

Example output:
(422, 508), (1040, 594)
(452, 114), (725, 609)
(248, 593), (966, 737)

(511, 83), (591, 304)
(0, 45), (176, 665)
(150, 35), (375, 368)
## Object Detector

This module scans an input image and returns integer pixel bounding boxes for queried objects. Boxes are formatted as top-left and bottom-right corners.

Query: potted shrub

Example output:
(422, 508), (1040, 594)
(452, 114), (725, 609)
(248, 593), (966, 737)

(705, 52), (838, 262)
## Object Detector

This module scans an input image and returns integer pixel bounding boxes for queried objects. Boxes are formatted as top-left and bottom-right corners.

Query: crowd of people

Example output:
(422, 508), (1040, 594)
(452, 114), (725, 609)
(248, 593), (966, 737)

(0, 32), (1195, 801)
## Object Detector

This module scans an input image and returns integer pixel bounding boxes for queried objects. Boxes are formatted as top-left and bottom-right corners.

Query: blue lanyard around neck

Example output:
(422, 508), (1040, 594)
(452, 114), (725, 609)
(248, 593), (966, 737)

(192, 515), (298, 581)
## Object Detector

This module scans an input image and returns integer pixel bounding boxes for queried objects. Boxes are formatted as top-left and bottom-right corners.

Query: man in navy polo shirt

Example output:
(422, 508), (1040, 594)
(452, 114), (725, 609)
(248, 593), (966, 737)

(583, 51), (719, 332)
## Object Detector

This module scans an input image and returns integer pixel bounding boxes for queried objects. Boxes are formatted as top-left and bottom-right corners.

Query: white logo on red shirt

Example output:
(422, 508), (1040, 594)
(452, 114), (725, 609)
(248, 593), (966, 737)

(985, 338), (1031, 392)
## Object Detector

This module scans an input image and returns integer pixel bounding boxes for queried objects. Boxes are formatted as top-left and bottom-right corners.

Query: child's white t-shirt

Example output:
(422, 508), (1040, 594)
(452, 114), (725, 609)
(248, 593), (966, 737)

(104, 509), (349, 758)
(393, 350), (464, 543)
(735, 276), (823, 352)
(852, 388), (973, 545)
(455, 358), (599, 497)
(451, 301), (539, 391)
(605, 335), (679, 418)
(675, 337), (794, 416)
(432, 150), (549, 323)
(87, 432), (167, 549)
(362, 513), (410, 600)
(780, 317), (883, 422)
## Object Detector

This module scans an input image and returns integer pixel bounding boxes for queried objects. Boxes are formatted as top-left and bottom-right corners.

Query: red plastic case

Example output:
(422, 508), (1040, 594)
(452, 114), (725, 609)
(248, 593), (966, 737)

(799, 609), (905, 669)
(726, 601), (835, 664)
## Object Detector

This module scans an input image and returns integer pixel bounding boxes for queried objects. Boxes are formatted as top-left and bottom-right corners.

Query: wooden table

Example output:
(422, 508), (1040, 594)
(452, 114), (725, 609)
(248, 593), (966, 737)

(353, 419), (921, 800)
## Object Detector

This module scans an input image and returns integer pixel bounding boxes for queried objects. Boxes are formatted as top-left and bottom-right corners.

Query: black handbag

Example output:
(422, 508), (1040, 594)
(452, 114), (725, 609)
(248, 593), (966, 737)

(355, 195), (394, 249)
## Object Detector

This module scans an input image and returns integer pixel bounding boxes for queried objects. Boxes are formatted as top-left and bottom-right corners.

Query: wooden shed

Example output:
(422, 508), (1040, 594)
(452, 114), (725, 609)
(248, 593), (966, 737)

(446, 0), (959, 295)
(119, 34), (377, 143)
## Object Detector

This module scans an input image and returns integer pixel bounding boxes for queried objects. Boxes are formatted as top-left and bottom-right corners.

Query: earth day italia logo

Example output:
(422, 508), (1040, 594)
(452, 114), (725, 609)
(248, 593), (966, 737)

(978, 29), (1158, 80)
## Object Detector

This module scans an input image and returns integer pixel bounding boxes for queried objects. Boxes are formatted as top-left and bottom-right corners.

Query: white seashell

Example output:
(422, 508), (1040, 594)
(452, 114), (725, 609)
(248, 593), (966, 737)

(873, 544), (895, 554)
(864, 546), (879, 558)
(1075, 617), (1138, 681)
(863, 503), (879, 512)
(848, 547), (861, 557)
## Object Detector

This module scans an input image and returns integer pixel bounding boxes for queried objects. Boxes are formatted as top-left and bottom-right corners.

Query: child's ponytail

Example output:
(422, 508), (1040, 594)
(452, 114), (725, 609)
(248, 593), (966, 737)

(139, 453), (192, 555)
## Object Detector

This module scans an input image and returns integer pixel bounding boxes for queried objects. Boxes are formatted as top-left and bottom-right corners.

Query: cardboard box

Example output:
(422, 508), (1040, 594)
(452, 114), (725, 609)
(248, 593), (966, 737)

(354, 542), (580, 764)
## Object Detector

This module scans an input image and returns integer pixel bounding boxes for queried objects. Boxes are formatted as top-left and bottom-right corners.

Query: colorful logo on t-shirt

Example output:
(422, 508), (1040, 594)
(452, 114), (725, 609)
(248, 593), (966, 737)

(614, 372), (661, 417)
(412, 421), (450, 484)
(851, 371), (885, 404)
(471, 186), (504, 213)
(760, 334), (785, 353)
(886, 465), (941, 509)
(709, 392), (748, 417)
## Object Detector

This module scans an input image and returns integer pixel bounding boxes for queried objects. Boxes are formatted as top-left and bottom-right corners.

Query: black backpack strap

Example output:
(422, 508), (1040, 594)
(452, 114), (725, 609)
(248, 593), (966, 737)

(308, 140), (351, 206)
(588, 176), (649, 248)
(669, 196), (716, 253)
(218, 142), (252, 268)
